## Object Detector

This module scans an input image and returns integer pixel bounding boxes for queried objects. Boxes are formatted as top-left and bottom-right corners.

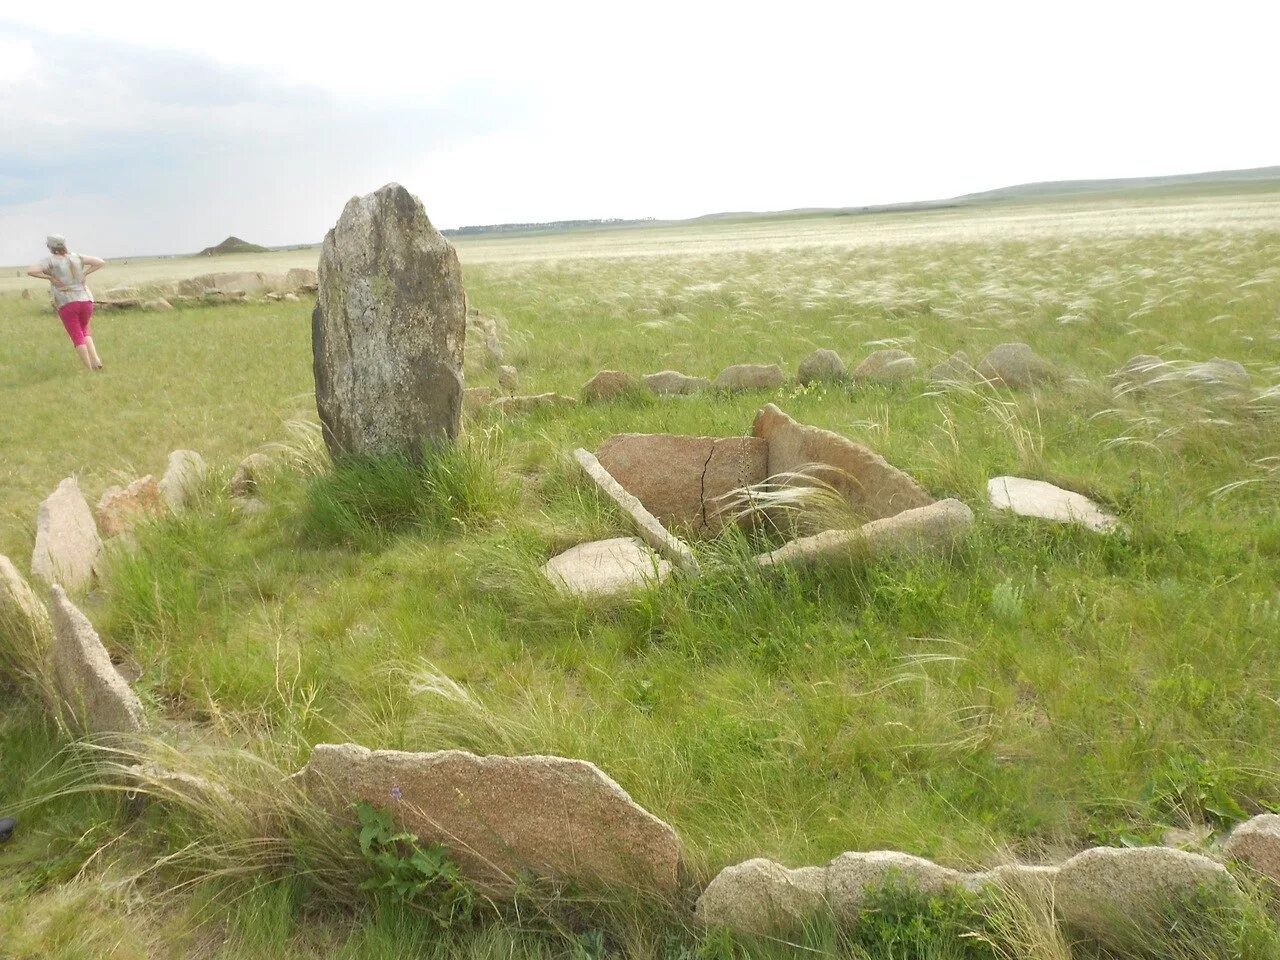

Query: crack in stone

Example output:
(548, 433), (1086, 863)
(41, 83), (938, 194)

(698, 441), (716, 533)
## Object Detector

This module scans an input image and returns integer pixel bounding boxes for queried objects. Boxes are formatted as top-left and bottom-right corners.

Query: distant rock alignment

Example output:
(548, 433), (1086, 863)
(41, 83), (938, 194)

(313, 183), (466, 458)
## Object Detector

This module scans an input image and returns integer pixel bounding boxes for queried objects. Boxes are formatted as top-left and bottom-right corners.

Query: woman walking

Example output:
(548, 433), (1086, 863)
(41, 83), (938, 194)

(27, 235), (106, 370)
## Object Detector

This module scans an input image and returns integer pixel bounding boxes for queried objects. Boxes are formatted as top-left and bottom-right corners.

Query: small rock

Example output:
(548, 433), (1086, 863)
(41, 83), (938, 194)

(159, 449), (207, 510)
(95, 475), (165, 539)
(0, 553), (53, 672)
(462, 386), (494, 416)
(797, 349), (845, 385)
(491, 393), (576, 416)
(988, 476), (1117, 533)
(229, 452), (271, 498)
(264, 292), (283, 301)
(285, 267), (318, 291)
(233, 497), (269, 517)
(927, 351), (976, 384)
(852, 349), (918, 383)
(20, 288), (31, 300)
(1222, 814), (1280, 882)
(48, 586), (147, 737)
(0, 817), (14, 842)
(498, 365), (519, 395)
(143, 298), (173, 311)
(31, 477), (102, 592)
(282, 292), (300, 302)
(695, 858), (827, 937)
(643, 370), (710, 396)
(543, 537), (672, 598)
(977, 342), (1059, 389)
(826, 851), (970, 921)
(713, 363), (785, 392)
(582, 370), (640, 403)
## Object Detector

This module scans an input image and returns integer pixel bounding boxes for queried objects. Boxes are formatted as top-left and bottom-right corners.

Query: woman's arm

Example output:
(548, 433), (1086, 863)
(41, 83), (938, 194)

(80, 255), (105, 276)
(26, 263), (52, 281)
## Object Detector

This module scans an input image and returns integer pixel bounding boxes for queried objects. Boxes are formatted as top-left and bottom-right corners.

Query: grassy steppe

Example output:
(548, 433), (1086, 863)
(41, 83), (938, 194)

(3, 193), (1280, 958)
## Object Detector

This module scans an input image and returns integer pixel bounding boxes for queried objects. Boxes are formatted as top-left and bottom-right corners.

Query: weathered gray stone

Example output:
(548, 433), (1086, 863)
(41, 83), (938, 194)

(988, 476), (1117, 533)
(582, 370), (640, 403)
(596, 434), (769, 537)
(0, 553), (53, 679)
(757, 499), (973, 568)
(299, 743), (683, 894)
(797, 349), (845, 385)
(498, 365), (519, 395)
(159, 449), (207, 510)
(313, 183), (466, 458)
(696, 858), (828, 937)
(927, 351), (977, 384)
(1222, 814), (1280, 882)
(229, 453), (271, 499)
(713, 363), (784, 392)
(977, 342), (1059, 389)
(542, 537), (672, 598)
(491, 393), (577, 416)
(48, 586), (147, 736)
(573, 449), (698, 574)
(852, 349), (918, 383)
(643, 370), (710, 396)
(1054, 847), (1235, 939)
(752, 404), (934, 521)
(31, 477), (102, 591)
(826, 852), (970, 920)
(95, 475), (165, 539)
(466, 310), (504, 366)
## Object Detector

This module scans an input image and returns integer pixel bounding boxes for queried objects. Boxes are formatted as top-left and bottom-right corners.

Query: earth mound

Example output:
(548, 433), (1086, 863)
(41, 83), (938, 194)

(199, 236), (269, 256)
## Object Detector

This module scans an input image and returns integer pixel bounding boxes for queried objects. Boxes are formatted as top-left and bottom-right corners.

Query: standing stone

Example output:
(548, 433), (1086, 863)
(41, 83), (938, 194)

(95, 475), (165, 538)
(159, 449), (207, 510)
(48, 586), (147, 737)
(31, 477), (102, 591)
(0, 554), (53, 680)
(312, 183), (466, 458)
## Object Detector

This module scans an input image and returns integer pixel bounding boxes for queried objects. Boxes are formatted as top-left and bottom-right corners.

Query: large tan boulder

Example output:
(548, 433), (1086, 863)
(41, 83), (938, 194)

(48, 586), (147, 737)
(927, 351), (977, 384)
(851, 349), (918, 384)
(31, 477), (102, 591)
(797, 349), (845, 385)
(977, 342), (1059, 389)
(159, 449), (207, 510)
(573, 449), (698, 574)
(695, 858), (828, 936)
(313, 183), (466, 458)
(1222, 814), (1280, 882)
(285, 267), (318, 291)
(298, 743), (683, 894)
(757, 499), (973, 568)
(1054, 846), (1235, 939)
(596, 434), (769, 537)
(0, 554), (53, 681)
(95, 475), (165, 539)
(643, 370), (710, 396)
(752, 404), (933, 522)
(542, 537), (672, 598)
(713, 363), (784, 392)
(582, 370), (640, 403)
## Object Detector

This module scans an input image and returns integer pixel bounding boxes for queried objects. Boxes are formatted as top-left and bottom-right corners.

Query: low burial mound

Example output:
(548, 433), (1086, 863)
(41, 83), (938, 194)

(199, 235), (269, 256)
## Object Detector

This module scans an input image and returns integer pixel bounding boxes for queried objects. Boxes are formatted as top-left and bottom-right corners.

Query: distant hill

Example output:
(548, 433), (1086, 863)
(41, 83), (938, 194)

(443, 218), (656, 238)
(199, 236), (269, 256)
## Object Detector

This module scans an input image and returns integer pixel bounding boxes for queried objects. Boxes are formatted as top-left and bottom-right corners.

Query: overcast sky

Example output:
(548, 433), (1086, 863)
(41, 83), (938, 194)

(2, 1), (1277, 263)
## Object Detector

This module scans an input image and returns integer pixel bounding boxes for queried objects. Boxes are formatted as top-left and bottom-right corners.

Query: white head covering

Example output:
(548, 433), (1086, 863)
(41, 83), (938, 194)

(46, 234), (67, 252)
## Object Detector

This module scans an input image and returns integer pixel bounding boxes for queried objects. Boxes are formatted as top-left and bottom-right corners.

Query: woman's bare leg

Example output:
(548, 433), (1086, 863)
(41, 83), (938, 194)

(74, 344), (94, 370)
(84, 336), (103, 369)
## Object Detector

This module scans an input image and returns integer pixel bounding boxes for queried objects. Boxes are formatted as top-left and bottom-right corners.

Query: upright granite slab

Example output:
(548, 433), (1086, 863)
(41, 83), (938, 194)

(48, 586), (146, 736)
(31, 477), (102, 591)
(313, 183), (466, 458)
(159, 449), (207, 510)
(298, 743), (683, 895)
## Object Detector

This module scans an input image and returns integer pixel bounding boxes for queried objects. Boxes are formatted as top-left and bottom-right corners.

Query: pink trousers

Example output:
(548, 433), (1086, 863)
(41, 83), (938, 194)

(58, 301), (94, 347)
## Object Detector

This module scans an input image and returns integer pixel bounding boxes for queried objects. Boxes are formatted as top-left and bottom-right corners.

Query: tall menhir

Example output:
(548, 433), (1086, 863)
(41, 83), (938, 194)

(312, 183), (466, 459)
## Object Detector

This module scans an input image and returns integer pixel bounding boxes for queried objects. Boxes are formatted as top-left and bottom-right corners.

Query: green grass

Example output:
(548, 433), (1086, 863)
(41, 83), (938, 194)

(3, 196), (1280, 956)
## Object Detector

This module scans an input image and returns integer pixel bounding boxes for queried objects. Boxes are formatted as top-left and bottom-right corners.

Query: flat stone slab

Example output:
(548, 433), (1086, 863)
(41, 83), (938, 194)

(757, 499), (973, 568)
(988, 476), (1117, 533)
(543, 537), (672, 598)
(48, 586), (147, 737)
(32, 477), (102, 591)
(298, 743), (683, 894)
(573, 449), (698, 574)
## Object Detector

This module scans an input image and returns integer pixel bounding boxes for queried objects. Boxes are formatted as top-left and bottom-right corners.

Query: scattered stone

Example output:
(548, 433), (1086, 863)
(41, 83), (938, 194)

(313, 183), (466, 458)
(462, 386), (494, 416)
(229, 452), (271, 498)
(466, 310), (504, 366)
(0, 553), (53, 674)
(573, 449), (699, 574)
(597, 434), (769, 536)
(752, 404), (934, 522)
(757, 499), (973, 568)
(94, 297), (144, 311)
(298, 743), (683, 894)
(825, 851), (970, 921)
(102, 286), (140, 299)
(264, 291), (283, 302)
(797, 349), (845, 385)
(988, 476), (1118, 533)
(1110, 354), (1168, 391)
(643, 370), (710, 396)
(20, 288), (31, 300)
(31, 477), (102, 592)
(94, 475), (165, 539)
(1222, 814), (1280, 882)
(233, 497), (269, 517)
(0, 817), (13, 842)
(285, 267), (318, 291)
(159, 449), (207, 510)
(851, 349), (918, 383)
(543, 537), (672, 598)
(713, 363), (785, 392)
(977, 342), (1059, 389)
(282, 292), (300, 303)
(695, 858), (828, 937)
(126, 762), (238, 808)
(177, 271), (276, 297)
(48, 586), (147, 737)
(498, 365), (519, 395)
(1054, 846), (1235, 940)
(491, 393), (577, 416)
(143, 298), (173, 311)
(927, 351), (977, 384)
(582, 370), (640, 403)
